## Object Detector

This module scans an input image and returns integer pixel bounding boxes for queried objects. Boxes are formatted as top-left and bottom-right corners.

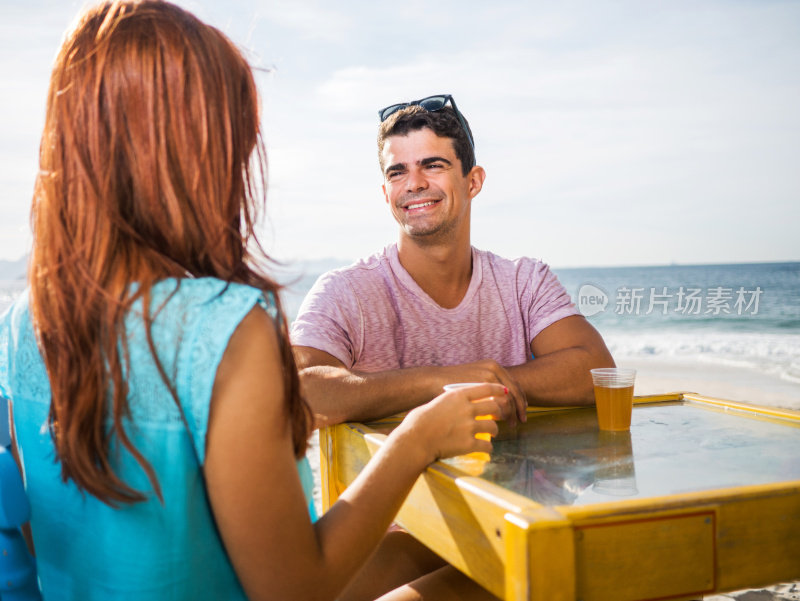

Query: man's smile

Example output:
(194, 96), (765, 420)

(402, 198), (441, 211)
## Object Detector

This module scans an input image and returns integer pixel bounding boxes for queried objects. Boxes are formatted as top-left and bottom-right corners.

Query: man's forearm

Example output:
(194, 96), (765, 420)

(298, 365), (445, 426)
(507, 345), (615, 406)
(299, 359), (529, 427)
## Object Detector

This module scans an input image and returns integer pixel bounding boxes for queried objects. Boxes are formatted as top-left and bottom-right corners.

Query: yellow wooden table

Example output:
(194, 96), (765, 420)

(319, 393), (800, 601)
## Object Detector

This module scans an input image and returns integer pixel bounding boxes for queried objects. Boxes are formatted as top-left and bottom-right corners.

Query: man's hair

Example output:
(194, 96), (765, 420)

(377, 105), (476, 176)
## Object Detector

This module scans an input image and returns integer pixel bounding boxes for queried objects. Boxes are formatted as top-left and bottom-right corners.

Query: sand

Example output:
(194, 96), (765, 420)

(620, 356), (800, 411)
(699, 583), (800, 601)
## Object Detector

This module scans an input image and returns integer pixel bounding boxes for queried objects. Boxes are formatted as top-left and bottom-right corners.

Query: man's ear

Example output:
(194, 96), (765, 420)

(382, 183), (389, 204)
(468, 166), (486, 199)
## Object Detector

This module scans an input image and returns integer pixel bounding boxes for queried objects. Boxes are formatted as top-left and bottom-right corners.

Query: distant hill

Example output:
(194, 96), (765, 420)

(0, 256), (27, 280)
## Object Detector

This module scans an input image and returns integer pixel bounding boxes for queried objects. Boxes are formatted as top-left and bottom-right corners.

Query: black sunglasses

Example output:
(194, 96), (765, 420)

(378, 94), (475, 154)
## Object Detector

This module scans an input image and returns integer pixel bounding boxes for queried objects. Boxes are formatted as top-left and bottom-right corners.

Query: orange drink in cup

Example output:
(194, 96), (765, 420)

(443, 383), (493, 441)
(443, 382), (517, 441)
(443, 383), (496, 464)
(590, 368), (637, 431)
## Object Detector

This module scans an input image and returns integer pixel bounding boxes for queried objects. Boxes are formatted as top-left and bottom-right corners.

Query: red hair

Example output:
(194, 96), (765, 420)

(29, 0), (311, 506)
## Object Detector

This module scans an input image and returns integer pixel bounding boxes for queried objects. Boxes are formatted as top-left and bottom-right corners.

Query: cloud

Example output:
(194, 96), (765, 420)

(261, 0), (354, 42)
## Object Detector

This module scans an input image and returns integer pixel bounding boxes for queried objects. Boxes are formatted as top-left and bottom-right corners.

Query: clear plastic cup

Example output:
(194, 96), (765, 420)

(590, 368), (636, 431)
(443, 382), (517, 441)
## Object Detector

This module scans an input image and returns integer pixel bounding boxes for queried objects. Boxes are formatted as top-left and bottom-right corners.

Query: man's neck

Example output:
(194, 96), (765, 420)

(396, 237), (473, 309)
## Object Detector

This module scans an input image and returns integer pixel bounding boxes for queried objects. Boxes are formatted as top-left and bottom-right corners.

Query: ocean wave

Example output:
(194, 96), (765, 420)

(604, 329), (800, 385)
(775, 319), (800, 330)
(782, 361), (800, 385)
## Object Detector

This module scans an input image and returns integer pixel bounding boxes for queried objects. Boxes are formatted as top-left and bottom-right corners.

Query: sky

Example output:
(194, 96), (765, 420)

(1, 0), (799, 269)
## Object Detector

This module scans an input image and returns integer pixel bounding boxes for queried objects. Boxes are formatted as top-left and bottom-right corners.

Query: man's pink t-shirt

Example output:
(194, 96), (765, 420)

(290, 244), (578, 371)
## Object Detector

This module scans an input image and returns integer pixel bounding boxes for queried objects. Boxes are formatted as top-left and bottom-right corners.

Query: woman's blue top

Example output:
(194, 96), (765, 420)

(0, 278), (317, 600)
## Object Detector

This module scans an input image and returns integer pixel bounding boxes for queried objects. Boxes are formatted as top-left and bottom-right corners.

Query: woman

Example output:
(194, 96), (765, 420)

(0, 2), (504, 599)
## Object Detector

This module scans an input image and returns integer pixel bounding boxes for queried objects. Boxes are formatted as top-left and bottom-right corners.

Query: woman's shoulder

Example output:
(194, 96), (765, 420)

(132, 277), (275, 360)
(150, 277), (274, 317)
(155, 276), (261, 300)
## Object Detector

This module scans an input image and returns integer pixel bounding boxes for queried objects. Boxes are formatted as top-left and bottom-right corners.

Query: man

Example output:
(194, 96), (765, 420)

(291, 94), (614, 427)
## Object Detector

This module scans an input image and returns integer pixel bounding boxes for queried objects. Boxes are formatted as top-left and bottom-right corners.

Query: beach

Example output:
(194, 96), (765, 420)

(622, 356), (800, 411)
(702, 584), (799, 601)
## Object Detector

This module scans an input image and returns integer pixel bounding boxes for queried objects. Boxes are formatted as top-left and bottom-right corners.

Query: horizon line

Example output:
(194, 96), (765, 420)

(1, 255), (799, 274)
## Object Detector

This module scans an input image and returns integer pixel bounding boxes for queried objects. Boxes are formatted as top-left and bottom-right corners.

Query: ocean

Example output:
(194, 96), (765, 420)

(552, 261), (800, 387)
(3, 260), (799, 392)
(280, 261), (800, 390)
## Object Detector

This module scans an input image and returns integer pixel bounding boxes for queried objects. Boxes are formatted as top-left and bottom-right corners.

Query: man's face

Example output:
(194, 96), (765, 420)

(381, 127), (483, 243)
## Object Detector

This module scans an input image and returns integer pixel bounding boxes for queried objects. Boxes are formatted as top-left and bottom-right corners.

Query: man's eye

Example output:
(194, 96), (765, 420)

(387, 171), (403, 179)
(426, 163), (444, 169)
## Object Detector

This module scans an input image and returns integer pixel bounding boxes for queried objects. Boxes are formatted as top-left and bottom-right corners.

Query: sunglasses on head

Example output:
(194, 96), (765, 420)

(378, 94), (475, 153)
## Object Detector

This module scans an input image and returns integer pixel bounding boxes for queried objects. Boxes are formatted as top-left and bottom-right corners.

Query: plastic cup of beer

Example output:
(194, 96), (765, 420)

(443, 382), (517, 441)
(590, 368), (636, 431)
(443, 383), (492, 442)
(442, 383), (494, 464)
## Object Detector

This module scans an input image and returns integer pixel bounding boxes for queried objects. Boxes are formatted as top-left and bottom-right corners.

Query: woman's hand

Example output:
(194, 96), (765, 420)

(393, 383), (506, 466)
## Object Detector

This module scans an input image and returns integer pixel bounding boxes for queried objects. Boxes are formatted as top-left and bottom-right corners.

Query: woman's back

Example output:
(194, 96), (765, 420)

(1, 278), (315, 599)
(4, 2), (505, 599)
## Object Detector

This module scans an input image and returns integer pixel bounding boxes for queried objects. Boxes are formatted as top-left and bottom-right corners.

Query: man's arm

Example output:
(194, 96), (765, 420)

(294, 316), (613, 426)
(293, 347), (527, 427)
(508, 315), (615, 406)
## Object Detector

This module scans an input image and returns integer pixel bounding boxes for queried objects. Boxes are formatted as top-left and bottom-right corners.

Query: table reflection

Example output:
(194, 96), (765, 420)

(441, 402), (800, 507)
(444, 408), (638, 505)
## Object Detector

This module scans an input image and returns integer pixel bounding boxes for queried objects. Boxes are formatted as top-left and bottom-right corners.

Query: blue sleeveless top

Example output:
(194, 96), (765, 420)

(0, 278), (317, 600)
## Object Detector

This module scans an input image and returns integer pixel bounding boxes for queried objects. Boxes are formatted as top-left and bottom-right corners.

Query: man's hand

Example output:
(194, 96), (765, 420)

(293, 313), (615, 427)
(293, 347), (527, 426)
(435, 359), (527, 424)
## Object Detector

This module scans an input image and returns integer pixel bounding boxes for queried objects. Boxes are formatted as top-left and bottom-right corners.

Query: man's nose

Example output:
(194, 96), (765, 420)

(406, 168), (428, 192)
